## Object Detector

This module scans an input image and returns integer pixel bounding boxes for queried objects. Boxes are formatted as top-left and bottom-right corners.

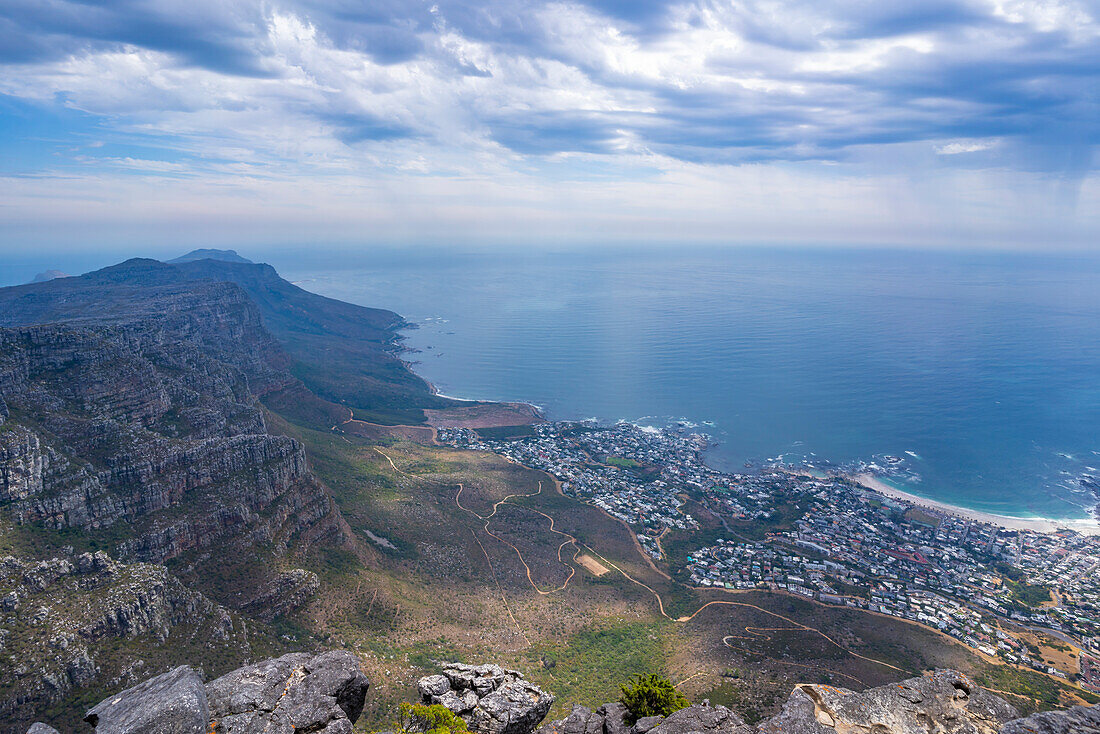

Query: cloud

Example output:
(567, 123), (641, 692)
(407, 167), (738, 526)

(936, 139), (999, 155)
(0, 0), (1097, 247)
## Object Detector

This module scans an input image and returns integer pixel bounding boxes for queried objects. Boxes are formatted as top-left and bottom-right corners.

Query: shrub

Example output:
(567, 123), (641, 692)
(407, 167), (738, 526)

(393, 703), (469, 734)
(619, 674), (689, 724)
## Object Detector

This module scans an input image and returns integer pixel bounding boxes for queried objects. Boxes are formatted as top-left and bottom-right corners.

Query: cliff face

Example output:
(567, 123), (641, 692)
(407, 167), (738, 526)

(0, 267), (357, 729)
(0, 256), (454, 425)
(0, 279), (342, 566)
(0, 548), (251, 731)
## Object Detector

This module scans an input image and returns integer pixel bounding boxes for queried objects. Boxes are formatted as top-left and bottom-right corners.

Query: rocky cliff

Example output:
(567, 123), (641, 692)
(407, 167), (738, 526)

(0, 256), (455, 425)
(0, 265), (359, 728)
(0, 547), (252, 731)
(0, 276), (344, 567)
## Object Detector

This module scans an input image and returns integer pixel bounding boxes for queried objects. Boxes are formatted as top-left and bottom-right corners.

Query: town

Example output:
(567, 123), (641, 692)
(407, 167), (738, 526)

(439, 420), (1100, 692)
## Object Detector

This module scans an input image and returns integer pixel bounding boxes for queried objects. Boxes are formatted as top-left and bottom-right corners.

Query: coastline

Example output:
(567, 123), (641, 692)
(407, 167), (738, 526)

(844, 471), (1100, 536)
(399, 325), (1100, 538)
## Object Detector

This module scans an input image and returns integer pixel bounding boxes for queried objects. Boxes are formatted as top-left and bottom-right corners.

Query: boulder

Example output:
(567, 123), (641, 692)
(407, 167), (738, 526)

(757, 670), (1018, 734)
(420, 663), (554, 734)
(206, 650), (369, 734)
(752, 688), (830, 734)
(540, 702), (749, 734)
(420, 674), (453, 698)
(83, 665), (208, 734)
(471, 680), (556, 734)
(536, 704), (602, 734)
(595, 703), (631, 734)
(649, 703), (751, 734)
(1000, 702), (1100, 733)
(26, 725), (61, 734)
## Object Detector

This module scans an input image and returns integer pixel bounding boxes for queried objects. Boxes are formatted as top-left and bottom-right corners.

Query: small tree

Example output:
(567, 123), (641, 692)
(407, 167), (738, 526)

(394, 703), (469, 734)
(619, 674), (689, 724)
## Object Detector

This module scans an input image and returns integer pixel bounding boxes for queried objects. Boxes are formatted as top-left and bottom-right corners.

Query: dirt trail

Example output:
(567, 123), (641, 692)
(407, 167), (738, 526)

(376, 449), (908, 674)
(373, 447), (407, 475)
(456, 482), (580, 595)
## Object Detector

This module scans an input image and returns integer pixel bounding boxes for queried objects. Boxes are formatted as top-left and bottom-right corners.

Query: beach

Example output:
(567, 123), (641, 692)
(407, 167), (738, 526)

(847, 472), (1100, 536)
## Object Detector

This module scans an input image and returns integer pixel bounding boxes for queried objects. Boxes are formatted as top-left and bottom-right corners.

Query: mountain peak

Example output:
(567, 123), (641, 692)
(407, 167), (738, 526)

(168, 248), (253, 264)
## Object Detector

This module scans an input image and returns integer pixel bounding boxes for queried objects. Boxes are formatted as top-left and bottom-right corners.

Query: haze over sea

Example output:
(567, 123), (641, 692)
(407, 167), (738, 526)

(281, 247), (1100, 522)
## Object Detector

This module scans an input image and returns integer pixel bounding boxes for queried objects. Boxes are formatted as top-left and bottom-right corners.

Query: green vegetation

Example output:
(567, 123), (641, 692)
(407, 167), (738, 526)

(1006, 580), (1053, 608)
(606, 456), (643, 470)
(725, 498), (807, 541)
(527, 622), (670, 711)
(390, 703), (469, 734)
(994, 562), (1026, 582)
(476, 425), (538, 441)
(974, 664), (1099, 714)
(619, 674), (689, 724)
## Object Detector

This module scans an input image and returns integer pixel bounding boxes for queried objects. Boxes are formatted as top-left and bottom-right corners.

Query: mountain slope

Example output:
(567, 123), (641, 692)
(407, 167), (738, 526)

(0, 257), (459, 424)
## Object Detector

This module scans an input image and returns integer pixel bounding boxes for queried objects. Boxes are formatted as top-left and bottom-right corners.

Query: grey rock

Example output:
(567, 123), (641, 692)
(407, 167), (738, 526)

(420, 663), (554, 734)
(648, 703), (750, 734)
(598, 703), (631, 734)
(471, 680), (555, 734)
(633, 716), (664, 734)
(1000, 703), (1100, 733)
(206, 650), (369, 734)
(538, 704), (601, 734)
(757, 669), (1018, 734)
(26, 724), (61, 734)
(420, 674), (453, 699)
(441, 690), (474, 714)
(84, 665), (208, 734)
(242, 569), (320, 621)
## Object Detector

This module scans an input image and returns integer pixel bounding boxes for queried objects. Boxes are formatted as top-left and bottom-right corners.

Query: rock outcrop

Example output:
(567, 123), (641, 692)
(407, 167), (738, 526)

(25, 661), (1100, 734)
(538, 670), (1100, 734)
(84, 665), (209, 734)
(205, 650), (370, 733)
(999, 702), (1100, 733)
(758, 669), (1018, 734)
(539, 701), (752, 734)
(419, 663), (555, 734)
(242, 569), (321, 621)
(72, 651), (368, 734)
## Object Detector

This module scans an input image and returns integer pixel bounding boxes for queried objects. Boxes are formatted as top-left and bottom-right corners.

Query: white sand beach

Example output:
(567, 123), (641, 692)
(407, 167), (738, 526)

(846, 472), (1100, 536)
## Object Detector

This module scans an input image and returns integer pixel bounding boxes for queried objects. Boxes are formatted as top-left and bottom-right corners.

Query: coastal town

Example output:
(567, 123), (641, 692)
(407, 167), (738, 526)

(439, 420), (1100, 691)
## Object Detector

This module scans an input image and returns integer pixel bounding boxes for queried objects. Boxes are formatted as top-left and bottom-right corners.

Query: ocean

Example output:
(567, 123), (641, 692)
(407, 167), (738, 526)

(279, 246), (1100, 521)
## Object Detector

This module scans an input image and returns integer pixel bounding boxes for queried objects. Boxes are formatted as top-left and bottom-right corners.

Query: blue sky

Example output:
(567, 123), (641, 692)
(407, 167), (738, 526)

(1, 0), (1098, 252)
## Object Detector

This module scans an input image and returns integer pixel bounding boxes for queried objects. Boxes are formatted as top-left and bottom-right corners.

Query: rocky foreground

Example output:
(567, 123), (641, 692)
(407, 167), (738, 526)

(22, 655), (1100, 733)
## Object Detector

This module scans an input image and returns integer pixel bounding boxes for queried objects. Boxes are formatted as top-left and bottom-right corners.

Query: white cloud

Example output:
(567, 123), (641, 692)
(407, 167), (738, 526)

(935, 139), (999, 155)
(0, 0), (1097, 248)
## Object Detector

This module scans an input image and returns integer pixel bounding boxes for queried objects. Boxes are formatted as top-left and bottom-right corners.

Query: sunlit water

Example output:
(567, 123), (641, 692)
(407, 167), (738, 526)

(277, 247), (1100, 521)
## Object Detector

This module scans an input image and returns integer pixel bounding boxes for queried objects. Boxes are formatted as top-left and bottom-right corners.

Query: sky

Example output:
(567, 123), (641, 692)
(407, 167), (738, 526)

(1, 0), (1099, 254)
